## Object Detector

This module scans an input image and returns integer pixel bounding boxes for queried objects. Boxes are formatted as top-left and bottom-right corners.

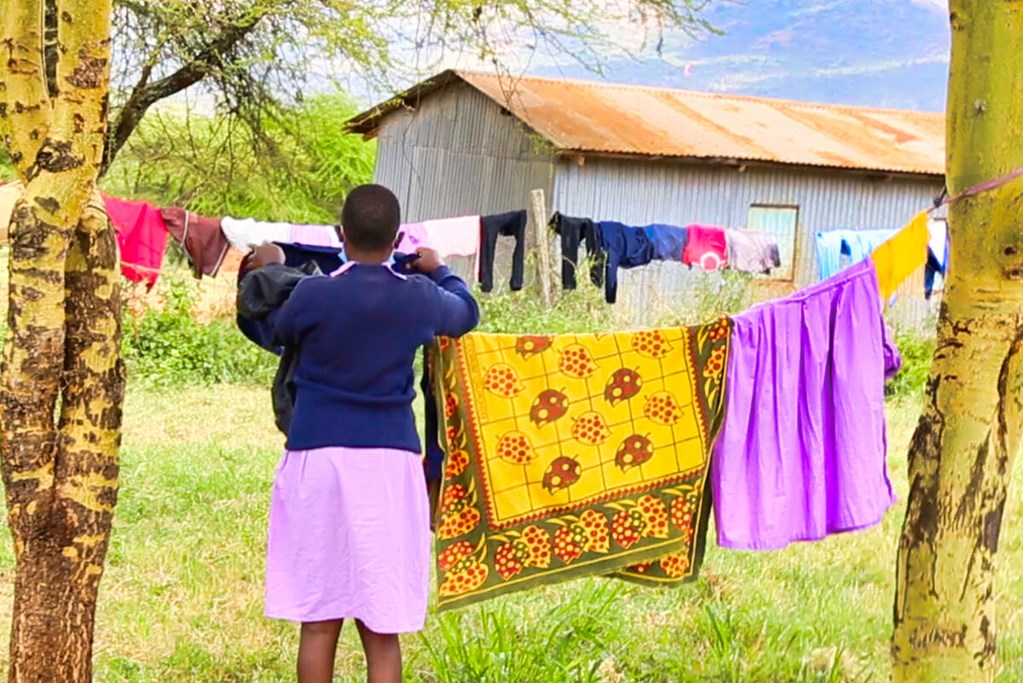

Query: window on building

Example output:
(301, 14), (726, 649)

(746, 205), (799, 280)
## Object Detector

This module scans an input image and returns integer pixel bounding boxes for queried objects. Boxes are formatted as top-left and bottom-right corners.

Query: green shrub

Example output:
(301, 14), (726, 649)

(122, 278), (275, 388)
(886, 329), (934, 401)
(477, 286), (612, 335)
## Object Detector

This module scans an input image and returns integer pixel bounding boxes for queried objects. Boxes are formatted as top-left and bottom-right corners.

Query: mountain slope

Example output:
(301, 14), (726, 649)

(537, 0), (951, 111)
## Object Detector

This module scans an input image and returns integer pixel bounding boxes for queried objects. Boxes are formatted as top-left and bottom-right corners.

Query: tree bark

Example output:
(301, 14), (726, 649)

(0, 1), (121, 681)
(892, 1), (1023, 680)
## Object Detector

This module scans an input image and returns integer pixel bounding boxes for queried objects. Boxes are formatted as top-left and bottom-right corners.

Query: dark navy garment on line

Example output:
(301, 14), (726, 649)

(644, 224), (688, 262)
(479, 210), (527, 292)
(551, 212), (603, 289)
(598, 221), (655, 304)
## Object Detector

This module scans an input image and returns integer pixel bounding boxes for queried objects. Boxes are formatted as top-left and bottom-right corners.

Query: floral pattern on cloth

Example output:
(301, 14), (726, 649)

(430, 323), (731, 611)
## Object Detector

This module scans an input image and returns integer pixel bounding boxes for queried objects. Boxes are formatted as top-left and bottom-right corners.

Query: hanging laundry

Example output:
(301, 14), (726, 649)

(711, 259), (898, 551)
(816, 228), (897, 281)
(815, 231), (847, 280)
(871, 211), (929, 302)
(598, 221), (655, 304)
(725, 229), (782, 274)
(430, 325), (731, 611)
(478, 210), (527, 293)
(221, 217), (292, 252)
(924, 219), (949, 300)
(0, 182), (24, 241)
(102, 195), (170, 288)
(422, 216), (481, 258)
(845, 230), (894, 263)
(550, 212), (603, 289)
(159, 208), (230, 278)
(397, 222), (430, 253)
(643, 224), (688, 262)
(682, 224), (728, 271)
(289, 223), (341, 248)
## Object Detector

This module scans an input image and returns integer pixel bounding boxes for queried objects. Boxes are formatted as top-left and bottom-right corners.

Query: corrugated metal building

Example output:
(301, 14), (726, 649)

(348, 71), (946, 327)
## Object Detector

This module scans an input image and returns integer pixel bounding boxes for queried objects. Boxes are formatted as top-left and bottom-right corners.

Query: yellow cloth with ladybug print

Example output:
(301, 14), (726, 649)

(430, 322), (731, 611)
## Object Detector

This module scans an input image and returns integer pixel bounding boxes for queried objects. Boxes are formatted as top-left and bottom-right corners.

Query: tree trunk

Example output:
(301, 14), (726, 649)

(892, 1), (1023, 680)
(0, 2), (121, 681)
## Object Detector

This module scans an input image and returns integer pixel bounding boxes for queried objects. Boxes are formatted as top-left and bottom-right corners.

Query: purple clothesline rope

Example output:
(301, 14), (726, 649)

(930, 165), (1023, 214)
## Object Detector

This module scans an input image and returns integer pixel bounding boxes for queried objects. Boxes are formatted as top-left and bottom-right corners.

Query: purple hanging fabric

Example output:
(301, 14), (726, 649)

(712, 258), (897, 551)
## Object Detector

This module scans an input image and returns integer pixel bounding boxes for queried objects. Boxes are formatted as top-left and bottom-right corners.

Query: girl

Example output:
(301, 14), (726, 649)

(253, 184), (479, 682)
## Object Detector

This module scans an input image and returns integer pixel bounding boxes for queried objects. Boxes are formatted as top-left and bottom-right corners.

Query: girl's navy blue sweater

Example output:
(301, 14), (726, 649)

(268, 263), (479, 453)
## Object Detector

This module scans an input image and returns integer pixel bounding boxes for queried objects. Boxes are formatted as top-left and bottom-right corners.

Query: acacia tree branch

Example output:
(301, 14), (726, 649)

(101, 9), (267, 174)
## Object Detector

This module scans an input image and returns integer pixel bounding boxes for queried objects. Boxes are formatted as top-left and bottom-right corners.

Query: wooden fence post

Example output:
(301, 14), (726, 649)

(531, 188), (553, 309)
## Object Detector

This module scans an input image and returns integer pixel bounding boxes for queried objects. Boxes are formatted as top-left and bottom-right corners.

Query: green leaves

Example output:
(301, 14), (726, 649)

(102, 93), (374, 222)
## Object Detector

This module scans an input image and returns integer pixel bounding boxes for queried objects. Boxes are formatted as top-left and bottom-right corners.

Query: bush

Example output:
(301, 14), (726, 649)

(886, 329), (935, 401)
(478, 286), (612, 335)
(122, 277), (275, 388)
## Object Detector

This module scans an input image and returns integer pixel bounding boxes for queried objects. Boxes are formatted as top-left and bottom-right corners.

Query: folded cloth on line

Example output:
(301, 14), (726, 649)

(430, 324), (732, 611)
(644, 224), (688, 262)
(682, 224), (728, 271)
(423, 216), (481, 258)
(289, 223), (341, 248)
(221, 217), (292, 252)
(160, 207), (230, 278)
(397, 222), (430, 253)
(102, 194), (170, 288)
(725, 228), (781, 274)
(711, 258), (898, 551)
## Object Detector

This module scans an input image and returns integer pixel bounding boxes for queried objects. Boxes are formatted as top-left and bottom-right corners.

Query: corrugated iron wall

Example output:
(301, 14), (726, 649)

(371, 85), (554, 285)
(369, 83), (942, 330)
(372, 85), (553, 221)
(552, 159), (942, 328)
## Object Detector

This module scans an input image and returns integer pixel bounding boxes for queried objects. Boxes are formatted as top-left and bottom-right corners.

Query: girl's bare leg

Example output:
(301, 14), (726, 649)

(298, 619), (343, 683)
(356, 620), (402, 683)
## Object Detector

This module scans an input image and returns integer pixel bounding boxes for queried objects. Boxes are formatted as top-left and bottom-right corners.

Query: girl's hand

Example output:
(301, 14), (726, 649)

(247, 242), (286, 271)
(412, 247), (444, 274)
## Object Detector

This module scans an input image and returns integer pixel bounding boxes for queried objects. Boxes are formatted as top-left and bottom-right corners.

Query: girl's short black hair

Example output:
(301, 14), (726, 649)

(341, 184), (401, 250)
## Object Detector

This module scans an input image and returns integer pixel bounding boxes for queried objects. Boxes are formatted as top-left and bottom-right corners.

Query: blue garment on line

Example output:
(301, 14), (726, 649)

(643, 224), (688, 262)
(597, 221), (655, 304)
(816, 229), (896, 281)
(845, 230), (894, 263)
(816, 232), (847, 281)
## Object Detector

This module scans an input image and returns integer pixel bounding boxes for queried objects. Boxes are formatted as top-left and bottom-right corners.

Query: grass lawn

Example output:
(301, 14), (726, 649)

(0, 386), (1018, 681)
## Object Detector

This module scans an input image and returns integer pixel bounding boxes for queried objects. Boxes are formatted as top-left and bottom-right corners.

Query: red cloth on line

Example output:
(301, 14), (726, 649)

(682, 224), (728, 271)
(102, 195), (169, 288)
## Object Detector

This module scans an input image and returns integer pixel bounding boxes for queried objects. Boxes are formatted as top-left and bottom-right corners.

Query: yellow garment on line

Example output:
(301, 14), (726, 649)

(871, 210), (930, 302)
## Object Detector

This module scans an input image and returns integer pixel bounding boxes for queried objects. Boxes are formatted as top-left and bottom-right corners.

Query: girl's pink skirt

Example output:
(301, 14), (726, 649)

(264, 447), (430, 634)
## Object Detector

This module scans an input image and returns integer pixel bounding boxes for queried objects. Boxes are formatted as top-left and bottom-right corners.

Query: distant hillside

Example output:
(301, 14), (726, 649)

(537, 0), (950, 112)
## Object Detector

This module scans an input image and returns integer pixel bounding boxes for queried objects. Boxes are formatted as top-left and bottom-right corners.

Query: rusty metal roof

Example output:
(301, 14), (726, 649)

(347, 70), (945, 177)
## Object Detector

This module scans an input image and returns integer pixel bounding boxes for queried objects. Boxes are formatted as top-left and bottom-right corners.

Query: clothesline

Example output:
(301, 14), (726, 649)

(6, 163), (1020, 304)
